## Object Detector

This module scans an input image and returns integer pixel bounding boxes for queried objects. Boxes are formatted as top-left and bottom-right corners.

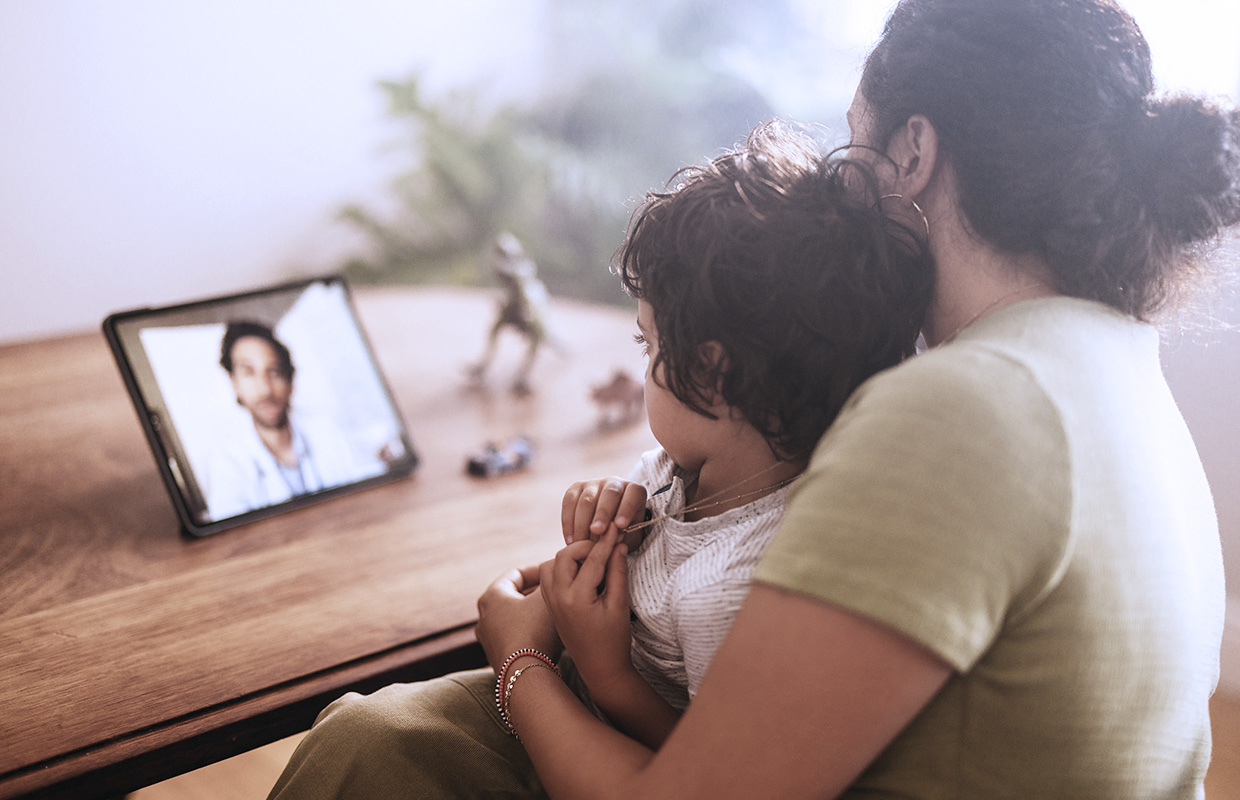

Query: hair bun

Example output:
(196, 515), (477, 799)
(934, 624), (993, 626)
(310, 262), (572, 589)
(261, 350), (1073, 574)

(1132, 96), (1240, 244)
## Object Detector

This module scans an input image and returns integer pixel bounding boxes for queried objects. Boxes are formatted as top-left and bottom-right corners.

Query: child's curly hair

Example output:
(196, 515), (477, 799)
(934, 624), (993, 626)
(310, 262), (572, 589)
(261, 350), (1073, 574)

(616, 120), (933, 461)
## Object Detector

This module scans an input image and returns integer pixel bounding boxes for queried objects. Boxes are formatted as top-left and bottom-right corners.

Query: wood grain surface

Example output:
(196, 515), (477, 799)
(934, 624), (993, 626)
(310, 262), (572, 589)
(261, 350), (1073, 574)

(0, 286), (654, 799)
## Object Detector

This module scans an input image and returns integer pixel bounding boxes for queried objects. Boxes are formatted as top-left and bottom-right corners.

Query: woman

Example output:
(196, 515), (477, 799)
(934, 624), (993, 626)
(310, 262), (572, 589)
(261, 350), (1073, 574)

(268, 1), (1239, 797)
(475, 0), (1239, 797)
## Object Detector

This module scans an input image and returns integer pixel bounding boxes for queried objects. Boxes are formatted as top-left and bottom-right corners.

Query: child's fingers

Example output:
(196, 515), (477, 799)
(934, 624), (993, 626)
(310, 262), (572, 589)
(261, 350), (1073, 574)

(561, 483), (587, 543)
(614, 483), (648, 532)
(590, 478), (635, 536)
(565, 479), (607, 543)
(573, 484), (603, 543)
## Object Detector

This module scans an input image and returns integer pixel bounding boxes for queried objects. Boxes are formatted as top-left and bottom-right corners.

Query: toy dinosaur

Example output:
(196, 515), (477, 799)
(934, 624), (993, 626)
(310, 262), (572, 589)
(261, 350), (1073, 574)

(590, 369), (645, 428)
(468, 233), (550, 395)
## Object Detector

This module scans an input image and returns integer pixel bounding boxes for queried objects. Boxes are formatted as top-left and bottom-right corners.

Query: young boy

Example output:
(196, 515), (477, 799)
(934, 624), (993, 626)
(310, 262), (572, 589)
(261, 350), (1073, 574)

(268, 121), (931, 799)
(533, 120), (932, 749)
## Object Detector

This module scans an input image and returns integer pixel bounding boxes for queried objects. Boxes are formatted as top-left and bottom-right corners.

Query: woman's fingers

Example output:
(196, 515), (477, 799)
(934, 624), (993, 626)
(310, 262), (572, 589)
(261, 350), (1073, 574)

(513, 563), (542, 595)
(550, 538), (594, 600)
(541, 562), (560, 619)
(488, 567), (526, 599)
(602, 540), (630, 613)
(548, 529), (623, 611)
(569, 525), (620, 601)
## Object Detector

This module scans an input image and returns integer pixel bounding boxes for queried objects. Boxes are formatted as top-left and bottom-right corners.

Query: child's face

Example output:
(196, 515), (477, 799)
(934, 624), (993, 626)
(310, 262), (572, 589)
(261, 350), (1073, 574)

(636, 300), (716, 472)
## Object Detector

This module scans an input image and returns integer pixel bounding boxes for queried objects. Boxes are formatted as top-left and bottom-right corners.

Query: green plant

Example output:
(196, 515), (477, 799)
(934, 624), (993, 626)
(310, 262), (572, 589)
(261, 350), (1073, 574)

(340, 0), (823, 306)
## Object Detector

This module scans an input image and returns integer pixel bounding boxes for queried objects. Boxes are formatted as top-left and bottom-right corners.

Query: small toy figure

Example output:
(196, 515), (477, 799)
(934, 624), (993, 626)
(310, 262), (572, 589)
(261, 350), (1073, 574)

(468, 233), (551, 395)
(590, 369), (645, 428)
(465, 435), (535, 478)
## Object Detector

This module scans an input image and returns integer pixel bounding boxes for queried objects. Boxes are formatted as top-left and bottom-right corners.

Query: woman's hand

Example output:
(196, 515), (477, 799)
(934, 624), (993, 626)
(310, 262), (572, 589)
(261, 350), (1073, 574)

(541, 526), (633, 689)
(476, 564), (562, 671)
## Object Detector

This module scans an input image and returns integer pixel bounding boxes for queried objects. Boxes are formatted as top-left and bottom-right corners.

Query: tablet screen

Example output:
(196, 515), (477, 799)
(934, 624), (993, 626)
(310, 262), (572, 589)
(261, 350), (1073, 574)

(104, 276), (417, 536)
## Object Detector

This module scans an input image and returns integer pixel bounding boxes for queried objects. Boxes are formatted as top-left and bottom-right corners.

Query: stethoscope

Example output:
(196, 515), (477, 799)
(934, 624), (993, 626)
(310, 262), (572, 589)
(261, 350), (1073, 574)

(258, 425), (323, 500)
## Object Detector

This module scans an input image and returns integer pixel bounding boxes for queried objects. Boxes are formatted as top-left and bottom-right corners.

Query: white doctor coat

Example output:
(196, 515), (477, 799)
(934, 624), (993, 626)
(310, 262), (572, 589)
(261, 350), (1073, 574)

(203, 413), (383, 521)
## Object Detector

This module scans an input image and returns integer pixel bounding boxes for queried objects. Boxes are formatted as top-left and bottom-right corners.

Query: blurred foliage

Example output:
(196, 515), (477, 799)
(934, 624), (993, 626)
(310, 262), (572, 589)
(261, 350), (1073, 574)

(341, 0), (813, 306)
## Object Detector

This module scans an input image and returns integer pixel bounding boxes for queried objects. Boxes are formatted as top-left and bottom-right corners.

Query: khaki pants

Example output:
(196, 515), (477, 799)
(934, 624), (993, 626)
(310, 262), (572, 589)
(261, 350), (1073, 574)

(266, 668), (548, 800)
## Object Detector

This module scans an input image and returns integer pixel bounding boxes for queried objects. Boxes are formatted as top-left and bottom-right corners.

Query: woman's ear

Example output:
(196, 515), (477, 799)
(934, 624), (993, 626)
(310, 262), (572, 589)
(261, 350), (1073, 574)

(886, 114), (939, 201)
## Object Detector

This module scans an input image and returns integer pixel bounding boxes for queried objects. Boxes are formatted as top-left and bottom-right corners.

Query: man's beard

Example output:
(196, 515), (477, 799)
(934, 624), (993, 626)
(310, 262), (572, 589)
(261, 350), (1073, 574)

(247, 398), (290, 432)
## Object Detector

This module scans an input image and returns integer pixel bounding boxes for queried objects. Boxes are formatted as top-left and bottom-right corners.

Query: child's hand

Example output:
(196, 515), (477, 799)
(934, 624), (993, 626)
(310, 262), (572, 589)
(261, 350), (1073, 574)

(540, 526), (634, 691)
(561, 477), (648, 544)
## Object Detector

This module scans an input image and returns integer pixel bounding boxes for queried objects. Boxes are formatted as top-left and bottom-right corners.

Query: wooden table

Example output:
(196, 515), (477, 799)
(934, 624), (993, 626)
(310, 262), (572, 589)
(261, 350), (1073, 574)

(0, 286), (654, 800)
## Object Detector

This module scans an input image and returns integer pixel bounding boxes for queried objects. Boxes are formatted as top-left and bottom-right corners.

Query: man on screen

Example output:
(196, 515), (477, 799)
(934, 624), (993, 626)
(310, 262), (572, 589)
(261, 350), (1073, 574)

(203, 321), (383, 521)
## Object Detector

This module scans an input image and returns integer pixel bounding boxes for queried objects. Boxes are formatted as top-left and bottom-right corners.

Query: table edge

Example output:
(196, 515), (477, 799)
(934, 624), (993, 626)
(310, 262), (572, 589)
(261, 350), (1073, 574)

(0, 625), (487, 800)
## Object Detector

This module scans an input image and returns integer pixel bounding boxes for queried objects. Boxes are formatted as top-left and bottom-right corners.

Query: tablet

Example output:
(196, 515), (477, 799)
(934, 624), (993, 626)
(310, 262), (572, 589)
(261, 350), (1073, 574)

(103, 275), (418, 536)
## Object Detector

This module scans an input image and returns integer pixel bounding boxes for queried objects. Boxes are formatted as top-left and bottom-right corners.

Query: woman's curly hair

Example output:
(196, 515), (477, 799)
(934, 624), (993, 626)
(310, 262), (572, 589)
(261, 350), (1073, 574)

(616, 121), (933, 461)
(861, 0), (1240, 320)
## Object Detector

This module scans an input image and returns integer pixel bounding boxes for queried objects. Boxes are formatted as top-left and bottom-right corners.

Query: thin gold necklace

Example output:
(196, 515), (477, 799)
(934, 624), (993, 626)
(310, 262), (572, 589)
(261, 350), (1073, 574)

(939, 284), (1044, 345)
(623, 461), (801, 534)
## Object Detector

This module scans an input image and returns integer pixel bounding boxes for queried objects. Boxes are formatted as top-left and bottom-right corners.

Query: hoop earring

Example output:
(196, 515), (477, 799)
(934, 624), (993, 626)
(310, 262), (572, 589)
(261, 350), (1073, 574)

(880, 194), (930, 239)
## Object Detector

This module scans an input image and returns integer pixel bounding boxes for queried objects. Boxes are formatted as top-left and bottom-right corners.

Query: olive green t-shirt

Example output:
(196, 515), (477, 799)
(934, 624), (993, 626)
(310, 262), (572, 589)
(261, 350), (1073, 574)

(754, 297), (1225, 799)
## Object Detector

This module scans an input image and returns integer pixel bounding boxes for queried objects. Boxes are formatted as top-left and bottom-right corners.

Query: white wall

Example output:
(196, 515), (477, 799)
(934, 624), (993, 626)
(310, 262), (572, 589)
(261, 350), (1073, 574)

(1121, 0), (1240, 701)
(2, 1), (1236, 343)
(1161, 280), (1240, 697)
(0, 0), (547, 343)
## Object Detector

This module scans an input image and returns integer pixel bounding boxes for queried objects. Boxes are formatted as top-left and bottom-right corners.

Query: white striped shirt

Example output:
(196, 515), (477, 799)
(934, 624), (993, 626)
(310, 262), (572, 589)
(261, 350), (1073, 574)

(625, 447), (791, 710)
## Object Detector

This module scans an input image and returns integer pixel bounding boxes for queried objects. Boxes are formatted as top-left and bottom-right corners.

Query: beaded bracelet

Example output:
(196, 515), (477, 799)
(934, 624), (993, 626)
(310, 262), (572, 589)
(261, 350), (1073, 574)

(500, 663), (560, 740)
(497, 649), (560, 692)
(495, 649), (562, 737)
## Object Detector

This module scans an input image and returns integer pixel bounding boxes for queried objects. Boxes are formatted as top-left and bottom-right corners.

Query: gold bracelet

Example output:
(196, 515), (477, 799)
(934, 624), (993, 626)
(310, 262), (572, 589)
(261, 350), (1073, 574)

(500, 662), (560, 740)
(495, 649), (561, 737)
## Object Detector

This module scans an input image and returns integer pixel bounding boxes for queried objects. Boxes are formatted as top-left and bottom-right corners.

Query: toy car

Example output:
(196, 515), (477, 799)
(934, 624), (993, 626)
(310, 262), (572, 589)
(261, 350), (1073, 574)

(466, 436), (535, 477)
